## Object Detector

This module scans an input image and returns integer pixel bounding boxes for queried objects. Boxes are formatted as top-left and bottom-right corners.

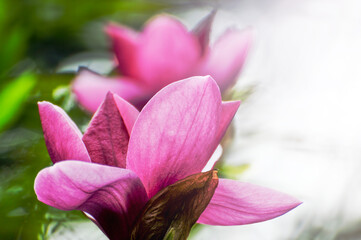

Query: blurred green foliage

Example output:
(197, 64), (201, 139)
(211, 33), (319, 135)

(0, 73), (36, 132)
(0, 73), (89, 240)
(0, 0), (168, 239)
(0, 0), (167, 74)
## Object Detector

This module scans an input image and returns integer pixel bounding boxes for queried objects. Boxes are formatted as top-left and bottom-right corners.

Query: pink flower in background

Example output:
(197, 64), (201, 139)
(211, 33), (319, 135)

(73, 12), (252, 112)
(36, 76), (300, 239)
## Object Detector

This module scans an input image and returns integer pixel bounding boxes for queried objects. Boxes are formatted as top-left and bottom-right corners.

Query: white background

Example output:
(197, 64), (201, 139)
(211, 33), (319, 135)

(180, 0), (361, 239)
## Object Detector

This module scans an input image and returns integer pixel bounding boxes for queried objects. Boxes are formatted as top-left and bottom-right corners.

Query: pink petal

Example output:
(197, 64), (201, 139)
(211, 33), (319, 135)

(197, 28), (253, 92)
(198, 179), (302, 225)
(105, 23), (140, 78)
(136, 15), (201, 88)
(34, 160), (148, 240)
(126, 76), (222, 198)
(38, 101), (90, 163)
(216, 100), (240, 142)
(201, 101), (239, 172)
(82, 92), (129, 168)
(113, 93), (139, 135)
(72, 69), (150, 112)
(191, 10), (216, 54)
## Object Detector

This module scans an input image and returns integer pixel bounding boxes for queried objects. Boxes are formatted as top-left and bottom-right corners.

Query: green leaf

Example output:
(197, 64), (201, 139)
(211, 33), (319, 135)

(52, 85), (76, 111)
(131, 170), (219, 240)
(0, 27), (27, 75)
(226, 85), (255, 102)
(219, 163), (250, 179)
(0, 72), (36, 132)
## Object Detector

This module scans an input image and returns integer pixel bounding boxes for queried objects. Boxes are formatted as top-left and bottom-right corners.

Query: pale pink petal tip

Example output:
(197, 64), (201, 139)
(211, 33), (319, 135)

(215, 100), (241, 143)
(104, 22), (140, 77)
(198, 27), (253, 92)
(105, 22), (127, 35)
(112, 93), (139, 134)
(104, 22), (138, 45)
(192, 10), (217, 53)
(199, 179), (301, 225)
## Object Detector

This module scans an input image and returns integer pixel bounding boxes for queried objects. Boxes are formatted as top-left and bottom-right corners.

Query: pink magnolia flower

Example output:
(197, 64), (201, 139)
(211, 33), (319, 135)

(35, 76), (300, 239)
(72, 12), (252, 112)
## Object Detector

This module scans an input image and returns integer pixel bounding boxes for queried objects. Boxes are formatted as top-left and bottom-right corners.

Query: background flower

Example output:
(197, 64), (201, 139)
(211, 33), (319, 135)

(72, 12), (252, 111)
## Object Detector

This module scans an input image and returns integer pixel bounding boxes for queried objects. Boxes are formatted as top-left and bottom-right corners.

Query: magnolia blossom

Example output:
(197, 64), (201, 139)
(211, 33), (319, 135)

(72, 12), (252, 112)
(35, 76), (300, 239)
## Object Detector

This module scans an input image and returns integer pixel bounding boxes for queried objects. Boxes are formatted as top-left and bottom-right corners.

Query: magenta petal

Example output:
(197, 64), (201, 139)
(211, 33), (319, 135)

(127, 76), (222, 198)
(113, 94), (139, 135)
(106, 23), (139, 78)
(34, 161), (148, 240)
(216, 101), (240, 142)
(198, 179), (302, 225)
(201, 101), (239, 171)
(197, 28), (253, 92)
(38, 101), (90, 163)
(83, 92), (129, 168)
(137, 15), (201, 88)
(191, 10), (216, 54)
(72, 69), (148, 112)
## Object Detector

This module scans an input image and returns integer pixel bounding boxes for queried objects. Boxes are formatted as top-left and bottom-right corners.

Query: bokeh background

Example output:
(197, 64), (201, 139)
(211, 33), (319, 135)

(1, 0), (361, 239)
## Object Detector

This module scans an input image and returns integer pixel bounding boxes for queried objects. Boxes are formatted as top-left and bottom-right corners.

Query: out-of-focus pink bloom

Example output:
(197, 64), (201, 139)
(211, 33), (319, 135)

(73, 12), (252, 112)
(36, 76), (300, 239)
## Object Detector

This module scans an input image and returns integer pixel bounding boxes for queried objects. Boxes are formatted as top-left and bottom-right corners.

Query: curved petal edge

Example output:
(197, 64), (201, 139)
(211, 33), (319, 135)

(34, 161), (148, 240)
(38, 101), (90, 163)
(198, 178), (302, 225)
